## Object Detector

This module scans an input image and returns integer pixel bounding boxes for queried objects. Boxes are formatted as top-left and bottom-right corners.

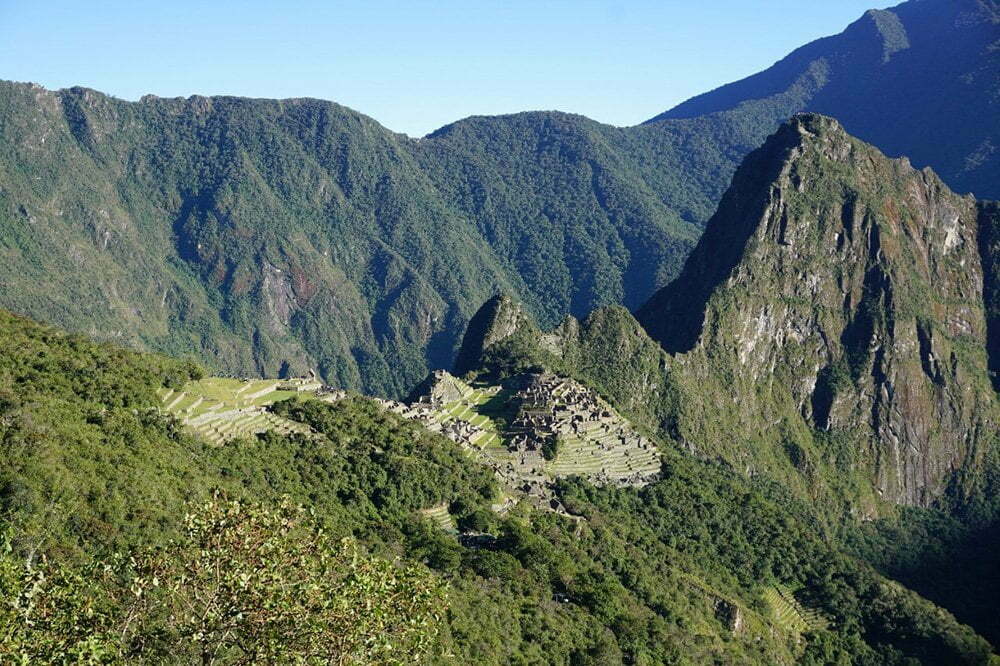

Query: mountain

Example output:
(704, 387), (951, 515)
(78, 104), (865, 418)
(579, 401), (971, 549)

(1, 0), (996, 399)
(452, 114), (1000, 648)
(458, 115), (1000, 516)
(0, 84), (725, 398)
(637, 112), (999, 510)
(650, 0), (1000, 200)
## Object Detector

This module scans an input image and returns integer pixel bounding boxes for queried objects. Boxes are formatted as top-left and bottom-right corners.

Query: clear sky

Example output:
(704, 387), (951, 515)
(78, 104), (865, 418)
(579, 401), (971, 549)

(0, 0), (897, 137)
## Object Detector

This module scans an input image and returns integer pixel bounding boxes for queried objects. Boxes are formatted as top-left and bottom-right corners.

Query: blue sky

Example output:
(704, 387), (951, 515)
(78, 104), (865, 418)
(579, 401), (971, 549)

(0, 0), (895, 136)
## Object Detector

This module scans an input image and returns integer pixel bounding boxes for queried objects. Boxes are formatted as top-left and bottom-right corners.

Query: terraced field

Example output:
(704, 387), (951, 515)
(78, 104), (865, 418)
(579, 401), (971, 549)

(164, 369), (663, 519)
(158, 377), (322, 444)
(762, 586), (828, 634)
(545, 422), (660, 481)
(437, 387), (510, 449)
(418, 503), (456, 532)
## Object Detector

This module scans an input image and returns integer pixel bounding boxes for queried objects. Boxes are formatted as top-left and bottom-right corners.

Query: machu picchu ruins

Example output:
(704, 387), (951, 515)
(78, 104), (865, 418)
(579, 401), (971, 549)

(159, 366), (662, 519)
(397, 370), (662, 514)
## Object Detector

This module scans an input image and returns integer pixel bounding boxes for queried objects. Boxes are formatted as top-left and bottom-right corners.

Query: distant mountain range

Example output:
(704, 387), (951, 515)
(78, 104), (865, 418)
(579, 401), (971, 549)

(0, 0), (996, 396)
(652, 0), (1000, 200)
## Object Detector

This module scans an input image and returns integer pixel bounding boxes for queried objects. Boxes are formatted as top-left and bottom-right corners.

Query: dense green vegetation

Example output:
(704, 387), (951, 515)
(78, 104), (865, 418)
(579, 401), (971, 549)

(0, 81), (719, 398)
(0, 310), (206, 558)
(1, 4), (998, 657)
(1, 310), (996, 663)
(1, 497), (447, 664)
(0, 308), (494, 558)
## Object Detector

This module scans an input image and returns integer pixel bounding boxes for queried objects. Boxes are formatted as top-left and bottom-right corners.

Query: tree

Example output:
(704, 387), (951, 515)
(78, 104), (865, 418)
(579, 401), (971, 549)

(0, 496), (448, 665)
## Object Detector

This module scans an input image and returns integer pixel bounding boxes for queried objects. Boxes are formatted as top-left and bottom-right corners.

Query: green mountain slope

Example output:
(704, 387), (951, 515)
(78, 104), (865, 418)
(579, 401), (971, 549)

(1, 308), (995, 663)
(0, 83), (724, 397)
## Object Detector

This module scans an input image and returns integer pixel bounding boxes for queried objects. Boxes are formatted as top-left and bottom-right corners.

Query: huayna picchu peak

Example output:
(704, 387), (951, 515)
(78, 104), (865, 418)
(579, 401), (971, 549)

(640, 113), (998, 509)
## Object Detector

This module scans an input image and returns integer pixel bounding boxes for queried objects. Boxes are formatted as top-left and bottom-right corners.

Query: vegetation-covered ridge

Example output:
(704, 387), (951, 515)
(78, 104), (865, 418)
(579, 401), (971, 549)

(1, 0), (996, 397)
(0, 80), (712, 399)
(2, 308), (996, 664)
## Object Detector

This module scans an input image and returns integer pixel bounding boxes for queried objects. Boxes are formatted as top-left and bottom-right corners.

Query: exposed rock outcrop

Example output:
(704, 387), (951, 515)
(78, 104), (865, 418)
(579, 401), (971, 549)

(979, 200), (1000, 391)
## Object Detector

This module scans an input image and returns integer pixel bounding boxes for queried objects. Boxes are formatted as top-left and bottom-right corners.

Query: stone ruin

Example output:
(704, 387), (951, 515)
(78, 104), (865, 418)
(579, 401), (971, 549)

(386, 370), (663, 518)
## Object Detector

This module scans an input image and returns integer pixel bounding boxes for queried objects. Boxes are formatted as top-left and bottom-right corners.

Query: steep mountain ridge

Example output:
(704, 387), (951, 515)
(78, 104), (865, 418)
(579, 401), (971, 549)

(458, 115), (999, 515)
(980, 200), (1000, 390)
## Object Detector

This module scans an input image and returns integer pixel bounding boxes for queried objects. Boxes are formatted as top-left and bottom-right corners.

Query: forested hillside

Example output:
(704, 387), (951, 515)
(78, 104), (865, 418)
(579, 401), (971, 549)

(0, 83), (713, 398)
(1, 0), (996, 397)
(1, 308), (995, 664)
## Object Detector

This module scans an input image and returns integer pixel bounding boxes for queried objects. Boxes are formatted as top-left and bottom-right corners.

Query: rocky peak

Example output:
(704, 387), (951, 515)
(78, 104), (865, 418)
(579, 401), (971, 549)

(452, 293), (538, 377)
(638, 113), (852, 352)
(639, 114), (996, 507)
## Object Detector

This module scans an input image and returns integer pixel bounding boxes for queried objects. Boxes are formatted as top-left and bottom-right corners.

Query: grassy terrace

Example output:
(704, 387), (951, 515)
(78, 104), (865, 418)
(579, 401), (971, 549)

(762, 586), (828, 635)
(418, 503), (456, 532)
(546, 431), (660, 479)
(158, 377), (319, 444)
(437, 387), (513, 450)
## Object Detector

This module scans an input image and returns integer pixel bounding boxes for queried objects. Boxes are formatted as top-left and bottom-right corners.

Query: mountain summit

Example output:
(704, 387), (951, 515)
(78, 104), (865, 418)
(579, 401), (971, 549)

(457, 115), (999, 512)
(638, 113), (997, 508)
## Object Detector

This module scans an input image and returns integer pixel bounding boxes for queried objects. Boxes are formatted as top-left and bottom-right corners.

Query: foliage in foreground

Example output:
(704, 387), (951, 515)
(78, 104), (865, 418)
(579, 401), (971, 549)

(0, 496), (446, 665)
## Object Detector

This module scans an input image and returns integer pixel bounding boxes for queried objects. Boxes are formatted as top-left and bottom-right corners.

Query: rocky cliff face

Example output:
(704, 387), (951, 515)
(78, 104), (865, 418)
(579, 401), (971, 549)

(639, 114), (997, 508)
(979, 200), (1000, 391)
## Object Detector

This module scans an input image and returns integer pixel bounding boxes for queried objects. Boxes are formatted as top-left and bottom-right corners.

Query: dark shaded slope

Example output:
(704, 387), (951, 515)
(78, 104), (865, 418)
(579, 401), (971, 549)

(980, 200), (1000, 391)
